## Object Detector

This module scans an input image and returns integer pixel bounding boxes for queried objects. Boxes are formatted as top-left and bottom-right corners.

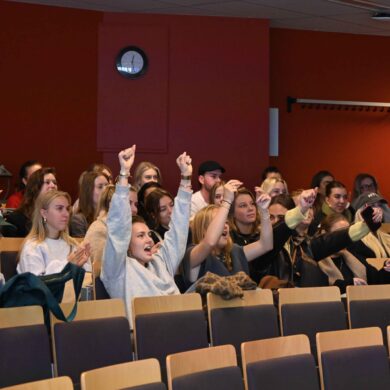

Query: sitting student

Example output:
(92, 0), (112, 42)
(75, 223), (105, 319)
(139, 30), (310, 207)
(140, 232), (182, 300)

(191, 160), (225, 216)
(133, 161), (162, 191)
(318, 214), (368, 293)
(210, 181), (225, 206)
(347, 201), (390, 284)
(183, 180), (274, 285)
(6, 160), (42, 209)
(70, 171), (109, 237)
(310, 170), (334, 215)
(137, 181), (162, 225)
(256, 193), (377, 288)
(72, 163), (113, 213)
(17, 190), (90, 275)
(351, 175), (390, 222)
(230, 191), (316, 284)
(261, 165), (282, 181)
(144, 188), (174, 243)
(83, 185), (138, 276)
(260, 177), (288, 198)
(5, 168), (57, 237)
(101, 146), (193, 323)
(311, 180), (353, 236)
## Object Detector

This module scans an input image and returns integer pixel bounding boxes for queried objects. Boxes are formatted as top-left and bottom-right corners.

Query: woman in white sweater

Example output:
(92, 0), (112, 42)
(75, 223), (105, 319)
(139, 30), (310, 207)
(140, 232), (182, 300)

(101, 146), (193, 324)
(18, 190), (90, 276)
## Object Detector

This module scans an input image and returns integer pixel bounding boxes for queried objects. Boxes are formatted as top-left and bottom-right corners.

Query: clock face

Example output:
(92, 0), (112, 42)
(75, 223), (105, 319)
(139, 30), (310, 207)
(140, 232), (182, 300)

(116, 46), (148, 79)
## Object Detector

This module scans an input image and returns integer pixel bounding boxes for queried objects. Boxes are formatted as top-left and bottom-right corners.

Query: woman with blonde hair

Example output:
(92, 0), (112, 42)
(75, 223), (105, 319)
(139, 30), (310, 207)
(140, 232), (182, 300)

(183, 180), (275, 285)
(209, 181), (225, 206)
(83, 185), (138, 275)
(17, 190), (90, 275)
(133, 161), (162, 191)
(260, 177), (288, 198)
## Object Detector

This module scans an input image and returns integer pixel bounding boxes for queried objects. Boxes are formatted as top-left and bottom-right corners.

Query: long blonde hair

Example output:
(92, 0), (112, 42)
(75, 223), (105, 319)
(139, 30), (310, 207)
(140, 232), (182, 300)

(191, 205), (233, 271)
(26, 190), (78, 247)
(133, 161), (162, 191)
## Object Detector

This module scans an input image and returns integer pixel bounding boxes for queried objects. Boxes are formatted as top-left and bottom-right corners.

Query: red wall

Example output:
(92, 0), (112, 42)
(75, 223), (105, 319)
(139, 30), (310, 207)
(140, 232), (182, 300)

(0, 1), (270, 199)
(0, 1), (102, 200)
(270, 28), (390, 199)
(99, 13), (270, 193)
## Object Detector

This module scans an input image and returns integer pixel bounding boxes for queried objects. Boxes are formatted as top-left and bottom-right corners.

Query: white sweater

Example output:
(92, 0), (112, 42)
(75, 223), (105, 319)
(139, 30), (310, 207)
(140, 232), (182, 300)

(101, 184), (191, 327)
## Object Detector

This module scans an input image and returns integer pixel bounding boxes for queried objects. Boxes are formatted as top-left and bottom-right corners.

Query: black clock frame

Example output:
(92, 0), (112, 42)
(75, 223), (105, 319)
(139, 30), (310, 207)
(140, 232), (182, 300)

(115, 46), (148, 79)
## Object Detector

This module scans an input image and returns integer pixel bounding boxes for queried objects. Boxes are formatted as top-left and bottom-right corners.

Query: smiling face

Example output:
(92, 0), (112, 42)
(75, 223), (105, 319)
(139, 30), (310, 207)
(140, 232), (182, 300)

(40, 195), (70, 238)
(326, 187), (348, 213)
(234, 194), (257, 225)
(129, 222), (154, 265)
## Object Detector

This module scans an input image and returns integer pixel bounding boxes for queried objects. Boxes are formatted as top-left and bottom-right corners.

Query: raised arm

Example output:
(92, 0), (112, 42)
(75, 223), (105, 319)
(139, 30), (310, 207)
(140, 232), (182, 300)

(155, 152), (193, 275)
(101, 145), (136, 281)
(284, 188), (317, 229)
(189, 179), (242, 268)
(244, 193), (273, 261)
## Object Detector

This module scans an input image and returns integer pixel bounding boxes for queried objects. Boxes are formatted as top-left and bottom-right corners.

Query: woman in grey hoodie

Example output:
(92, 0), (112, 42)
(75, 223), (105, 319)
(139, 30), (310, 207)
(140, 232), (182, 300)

(101, 145), (193, 326)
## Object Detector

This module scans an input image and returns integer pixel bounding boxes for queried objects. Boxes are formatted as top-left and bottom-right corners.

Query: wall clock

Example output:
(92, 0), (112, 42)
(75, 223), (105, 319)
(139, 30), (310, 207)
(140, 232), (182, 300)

(116, 46), (148, 79)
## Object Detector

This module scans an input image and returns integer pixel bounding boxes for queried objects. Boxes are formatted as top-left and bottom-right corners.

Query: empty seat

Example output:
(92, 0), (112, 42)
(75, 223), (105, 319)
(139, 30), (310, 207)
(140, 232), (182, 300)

(167, 345), (244, 390)
(347, 284), (390, 344)
(132, 294), (208, 379)
(279, 287), (347, 355)
(0, 324), (52, 388)
(0, 305), (44, 328)
(54, 316), (133, 387)
(207, 290), (279, 356)
(241, 334), (320, 390)
(81, 359), (166, 390)
(317, 327), (390, 390)
(0, 237), (24, 281)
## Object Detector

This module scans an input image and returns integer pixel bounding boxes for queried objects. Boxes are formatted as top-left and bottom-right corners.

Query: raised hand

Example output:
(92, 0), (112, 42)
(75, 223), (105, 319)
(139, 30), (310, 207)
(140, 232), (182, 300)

(372, 207), (383, 224)
(118, 145), (136, 174)
(68, 242), (91, 267)
(298, 188), (318, 214)
(176, 152), (192, 176)
(223, 179), (243, 203)
(256, 193), (271, 211)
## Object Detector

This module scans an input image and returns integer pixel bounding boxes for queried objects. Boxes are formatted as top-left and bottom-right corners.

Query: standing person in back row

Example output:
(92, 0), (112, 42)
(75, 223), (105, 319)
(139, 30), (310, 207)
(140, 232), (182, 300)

(191, 160), (225, 216)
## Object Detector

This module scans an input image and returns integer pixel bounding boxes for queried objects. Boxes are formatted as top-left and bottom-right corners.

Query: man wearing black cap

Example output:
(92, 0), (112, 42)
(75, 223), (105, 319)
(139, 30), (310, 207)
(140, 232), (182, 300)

(191, 160), (225, 216)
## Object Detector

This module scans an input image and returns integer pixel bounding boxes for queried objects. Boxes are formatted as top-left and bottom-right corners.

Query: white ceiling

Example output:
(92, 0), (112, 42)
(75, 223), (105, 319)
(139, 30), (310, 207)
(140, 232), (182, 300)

(8, 0), (390, 36)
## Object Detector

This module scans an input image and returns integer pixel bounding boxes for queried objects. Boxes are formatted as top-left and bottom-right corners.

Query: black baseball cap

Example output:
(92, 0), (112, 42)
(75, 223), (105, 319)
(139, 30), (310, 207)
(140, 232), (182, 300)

(198, 161), (225, 176)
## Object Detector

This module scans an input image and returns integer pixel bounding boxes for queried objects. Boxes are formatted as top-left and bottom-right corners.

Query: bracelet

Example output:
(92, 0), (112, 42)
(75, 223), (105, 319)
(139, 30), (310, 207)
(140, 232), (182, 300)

(221, 199), (232, 205)
(119, 170), (130, 177)
(181, 175), (192, 180)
